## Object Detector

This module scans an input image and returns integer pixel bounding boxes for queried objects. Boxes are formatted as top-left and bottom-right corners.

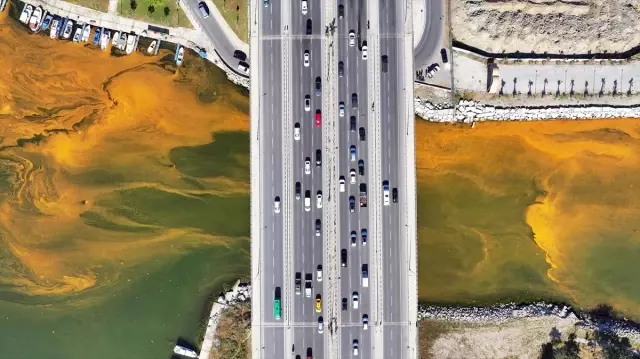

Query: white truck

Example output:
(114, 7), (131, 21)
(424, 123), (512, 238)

(305, 273), (312, 297)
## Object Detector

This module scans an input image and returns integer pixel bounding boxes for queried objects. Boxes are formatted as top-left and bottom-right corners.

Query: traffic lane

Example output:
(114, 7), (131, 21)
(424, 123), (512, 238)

(259, 0), (282, 36)
(264, 327), (285, 358)
(290, 0), (323, 35)
(414, 0), (445, 69)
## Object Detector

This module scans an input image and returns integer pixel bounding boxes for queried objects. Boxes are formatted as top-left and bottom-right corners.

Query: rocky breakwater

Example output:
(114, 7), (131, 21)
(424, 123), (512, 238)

(414, 98), (640, 122)
(198, 280), (251, 359)
(419, 302), (640, 343)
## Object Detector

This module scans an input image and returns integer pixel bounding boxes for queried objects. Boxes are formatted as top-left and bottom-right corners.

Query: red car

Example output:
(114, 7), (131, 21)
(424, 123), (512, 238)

(315, 110), (322, 127)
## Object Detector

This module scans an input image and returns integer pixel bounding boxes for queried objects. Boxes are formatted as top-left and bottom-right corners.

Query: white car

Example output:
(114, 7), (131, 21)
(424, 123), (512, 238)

(361, 44), (368, 60)
(318, 318), (323, 333)
(317, 191), (323, 209)
(304, 95), (311, 112)
(304, 50), (310, 67)
(339, 176), (346, 192)
(362, 314), (368, 330)
(353, 339), (359, 356)
(294, 122), (300, 141)
(349, 30), (356, 46)
(317, 265), (323, 282)
(304, 191), (311, 212)
(274, 196), (280, 213)
(305, 158), (311, 174)
(383, 180), (390, 206)
(350, 169), (356, 184)
(339, 102), (345, 117)
(302, 0), (308, 15)
(352, 292), (359, 309)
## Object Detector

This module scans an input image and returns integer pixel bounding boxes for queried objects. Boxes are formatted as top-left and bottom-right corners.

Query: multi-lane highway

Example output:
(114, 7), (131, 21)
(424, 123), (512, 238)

(251, 0), (417, 357)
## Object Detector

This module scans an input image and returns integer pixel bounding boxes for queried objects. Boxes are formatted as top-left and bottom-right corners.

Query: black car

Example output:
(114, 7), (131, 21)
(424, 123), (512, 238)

(306, 19), (312, 35)
(338, 4), (344, 18)
(392, 188), (398, 203)
(381, 55), (388, 73)
(341, 249), (348, 267)
(441, 48), (448, 63)
(338, 61), (344, 77)
(233, 50), (247, 61)
(361, 228), (367, 245)
(342, 297), (348, 310)
(316, 219), (321, 236)
(351, 93), (358, 108)
(316, 149), (322, 166)
(358, 159), (365, 176)
(359, 127), (365, 141)
(315, 76), (321, 96)
(350, 116), (356, 132)
(349, 196), (355, 212)
(295, 182), (301, 199)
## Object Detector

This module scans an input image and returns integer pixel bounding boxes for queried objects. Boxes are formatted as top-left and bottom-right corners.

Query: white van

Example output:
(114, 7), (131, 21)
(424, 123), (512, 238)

(237, 61), (249, 74)
(362, 268), (368, 287)
(304, 190), (311, 212)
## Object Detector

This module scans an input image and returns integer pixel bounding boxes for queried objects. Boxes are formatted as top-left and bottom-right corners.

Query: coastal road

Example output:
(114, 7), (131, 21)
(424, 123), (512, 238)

(379, 0), (417, 357)
(252, 0), (285, 357)
(336, 0), (373, 358)
(413, 0), (445, 70)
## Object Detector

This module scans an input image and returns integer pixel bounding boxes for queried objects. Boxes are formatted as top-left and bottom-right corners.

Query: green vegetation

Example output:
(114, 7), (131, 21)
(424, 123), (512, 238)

(211, 0), (248, 42)
(170, 131), (250, 181)
(118, 0), (193, 28)
(96, 186), (249, 237)
(64, 0), (110, 12)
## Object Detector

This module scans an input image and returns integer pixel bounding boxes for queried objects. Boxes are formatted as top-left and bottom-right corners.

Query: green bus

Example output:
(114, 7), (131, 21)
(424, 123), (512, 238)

(273, 298), (281, 320)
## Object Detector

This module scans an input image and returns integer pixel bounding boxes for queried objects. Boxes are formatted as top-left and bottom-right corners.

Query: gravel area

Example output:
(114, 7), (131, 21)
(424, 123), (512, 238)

(452, 0), (640, 54)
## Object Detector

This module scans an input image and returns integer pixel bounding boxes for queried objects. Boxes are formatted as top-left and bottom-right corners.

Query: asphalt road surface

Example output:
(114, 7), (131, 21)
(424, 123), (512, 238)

(413, 0), (445, 70)
(336, 0), (372, 358)
(184, 0), (250, 71)
(258, 0), (284, 358)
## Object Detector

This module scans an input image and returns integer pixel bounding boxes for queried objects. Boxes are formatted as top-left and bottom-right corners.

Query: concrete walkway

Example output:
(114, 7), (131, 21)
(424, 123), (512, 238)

(108, 0), (117, 14)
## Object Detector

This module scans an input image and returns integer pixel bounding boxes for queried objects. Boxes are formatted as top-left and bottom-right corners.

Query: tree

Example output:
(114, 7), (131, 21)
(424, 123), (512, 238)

(148, 5), (155, 14)
(130, 0), (137, 10)
(163, 6), (170, 16)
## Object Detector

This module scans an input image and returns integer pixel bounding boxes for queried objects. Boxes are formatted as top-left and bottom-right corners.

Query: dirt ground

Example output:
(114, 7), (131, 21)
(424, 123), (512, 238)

(209, 303), (251, 359)
(452, 0), (640, 54)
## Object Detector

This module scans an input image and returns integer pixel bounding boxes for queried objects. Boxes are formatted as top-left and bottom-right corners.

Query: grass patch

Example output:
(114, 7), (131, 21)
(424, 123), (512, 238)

(418, 320), (455, 359)
(169, 131), (249, 182)
(211, 0), (248, 42)
(97, 186), (249, 237)
(64, 0), (110, 12)
(209, 302), (251, 359)
(118, 0), (193, 28)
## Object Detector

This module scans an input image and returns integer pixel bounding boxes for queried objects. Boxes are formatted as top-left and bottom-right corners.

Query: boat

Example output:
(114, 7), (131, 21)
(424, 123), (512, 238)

(118, 32), (127, 50)
(173, 345), (197, 358)
(112, 31), (120, 46)
(147, 40), (157, 54)
(72, 26), (82, 43)
(61, 19), (73, 39)
(41, 14), (53, 31)
(100, 29), (110, 50)
(81, 24), (91, 42)
(49, 18), (59, 39)
(92, 27), (101, 45)
(175, 46), (185, 67)
(0, 0), (8, 13)
(28, 7), (43, 32)
(125, 34), (136, 54)
(19, 4), (33, 24)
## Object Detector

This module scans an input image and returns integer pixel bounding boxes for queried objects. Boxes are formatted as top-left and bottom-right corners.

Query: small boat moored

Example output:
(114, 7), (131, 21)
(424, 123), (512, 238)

(112, 31), (120, 47)
(175, 45), (185, 67)
(19, 4), (33, 24)
(101, 29), (110, 50)
(147, 40), (157, 54)
(173, 345), (197, 358)
(93, 27), (101, 45)
(125, 34), (137, 54)
(81, 24), (91, 42)
(28, 7), (43, 32)
(72, 25), (82, 43)
(61, 19), (74, 39)
(49, 18), (59, 39)
(0, 0), (8, 13)
(118, 32), (127, 50)
(40, 14), (53, 31)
